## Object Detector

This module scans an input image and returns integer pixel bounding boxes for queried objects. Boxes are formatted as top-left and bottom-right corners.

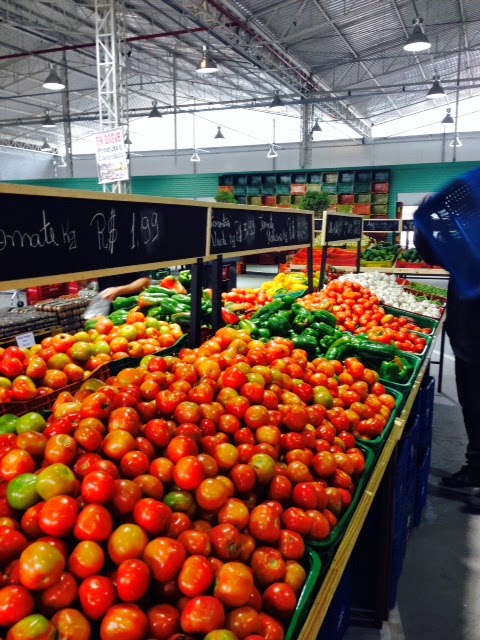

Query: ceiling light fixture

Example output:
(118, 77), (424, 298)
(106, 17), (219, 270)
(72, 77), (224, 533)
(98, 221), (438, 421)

(41, 139), (51, 151)
(404, 18), (431, 52)
(427, 75), (445, 99)
(269, 90), (284, 110)
(148, 101), (162, 118)
(267, 144), (278, 159)
(441, 108), (454, 124)
(214, 126), (225, 139)
(42, 110), (56, 128)
(190, 150), (200, 162)
(450, 134), (462, 148)
(124, 133), (132, 145)
(196, 45), (218, 74)
(43, 64), (65, 91)
(311, 118), (322, 134)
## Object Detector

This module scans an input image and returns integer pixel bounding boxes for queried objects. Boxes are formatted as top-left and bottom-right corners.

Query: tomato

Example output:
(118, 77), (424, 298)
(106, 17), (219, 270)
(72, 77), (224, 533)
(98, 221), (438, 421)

(180, 595), (226, 635)
(68, 540), (104, 580)
(6, 614), (56, 640)
(263, 582), (297, 618)
(196, 478), (229, 511)
(284, 560), (307, 594)
(112, 479), (142, 515)
(178, 554), (215, 597)
(19, 541), (65, 590)
(248, 504), (281, 543)
(143, 537), (186, 582)
(79, 392), (112, 420)
(248, 453), (276, 485)
(217, 498), (250, 530)
(177, 529), (211, 556)
(214, 561), (254, 608)
(38, 495), (78, 537)
(172, 455), (205, 491)
(165, 436), (198, 463)
(225, 606), (260, 638)
(38, 571), (78, 613)
(78, 575), (116, 620)
(50, 608), (91, 640)
(251, 547), (285, 586)
(257, 612), (285, 640)
(306, 509), (331, 540)
(116, 558), (151, 602)
(148, 603), (181, 639)
(0, 584), (34, 626)
(0, 448), (35, 482)
(167, 512), (192, 539)
(36, 463), (76, 500)
(108, 523), (149, 565)
(74, 504), (113, 542)
(80, 470), (115, 504)
(132, 497), (171, 536)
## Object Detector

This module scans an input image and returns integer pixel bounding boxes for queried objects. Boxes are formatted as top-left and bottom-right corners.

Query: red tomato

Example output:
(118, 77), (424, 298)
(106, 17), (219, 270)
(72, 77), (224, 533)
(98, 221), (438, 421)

(263, 581), (297, 618)
(143, 537), (186, 582)
(74, 504), (113, 542)
(6, 613), (56, 640)
(50, 609), (91, 640)
(0, 584), (34, 626)
(225, 606), (260, 639)
(147, 603), (181, 639)
(214, 561), (254, 608)
(258, 612), (285, 640)
(248, 504), (281, 544)
(196, 478), (229, 511)
(117, 558), (151, 602)
(78, 575), (116, 620)
(0, 526), (28, 564)
(108, 523), (149, 565)
(37, 571), (78, 613)
(38, 495), (78, 538)
(100, 604), (149, 640)
(112, 479), (142, 515)
(209, 523), (241, 560)
(177, 529), (212, 556)
(180, 595), (226, 635)
(68, 540), (104, 579)
(250, 547), (285, 586)
(19, 541), (65, 590)
(172, 455), (205, 490)
(178, 554), (215, 597)
(81, 470), (116, 504)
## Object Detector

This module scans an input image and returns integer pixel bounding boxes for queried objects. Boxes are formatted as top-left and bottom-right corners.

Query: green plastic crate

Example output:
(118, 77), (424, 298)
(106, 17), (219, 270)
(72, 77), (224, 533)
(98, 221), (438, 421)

(337, 183), (354, 195)
(340, 171), (355, 183)
(306, 443), (375, 557)
(354, 182), (371, 193)
(285, 549), (323, 640)
(382, 305), (439, 331)
(233, 186), (246, 196)
(353, 349), (423, 399)
(371, 204), (388, 216)
(219, 175), (234, 186)
(236, 196), (246, 205)
(355, 194), (371, 204)
(310, 173), (323, 184)
(371, 193), (388, 204)
(373, 170), (390, 182)
(328, 195), (339, 205)
(248, 196), (262, 205)
(306, 184), (322, 192)
(337, 204), (354, 213)
(263, 174), (277, 185)
(322, 183), (338, 194)
(278, 195), (292, 205)
(278, 173), (293, 184)
(247, 175), (262, 186)
(234, 175), (247, 186)
(276, 184), (291, 195)
(356, 170), (373, 183)
(292, 195), (303, 205)
(293, 173), (308, 184)
(323, 172), (339, 183)
(246, 186), (261, 196)
(355, 387), (404, 452)
(261, 184), (276, 195)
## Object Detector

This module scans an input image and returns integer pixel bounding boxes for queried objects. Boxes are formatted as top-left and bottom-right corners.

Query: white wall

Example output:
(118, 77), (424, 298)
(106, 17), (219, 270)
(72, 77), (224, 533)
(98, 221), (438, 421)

(70, 131), (480, 178)
(0, 146), (56, 181)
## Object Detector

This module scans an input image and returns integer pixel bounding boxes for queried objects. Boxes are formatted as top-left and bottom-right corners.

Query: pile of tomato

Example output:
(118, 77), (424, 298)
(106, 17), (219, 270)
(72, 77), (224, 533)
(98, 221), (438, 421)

(0, 312), (183, 404)
(222, 289), (272, 315)
(299, 280), (430, 354)
(0, 328), (398, 640)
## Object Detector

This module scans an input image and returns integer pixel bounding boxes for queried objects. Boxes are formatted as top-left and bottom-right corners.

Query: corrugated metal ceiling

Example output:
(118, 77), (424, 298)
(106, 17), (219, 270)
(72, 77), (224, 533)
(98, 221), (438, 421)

(0, 0), (476, 151)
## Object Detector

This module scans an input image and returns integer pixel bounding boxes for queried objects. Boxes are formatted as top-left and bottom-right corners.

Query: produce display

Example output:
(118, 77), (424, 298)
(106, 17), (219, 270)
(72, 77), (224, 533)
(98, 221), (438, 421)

(297, 280), (431, 354)
(0, 328), (400, 640)
(222, 289), (273, 317)
(396, 248), (426, 264)
(335, 273), (442, 318)
(0, 310), (58, 343)
(361, 242), (400, 265)
(0, 314), (183, 404)
(259, 272), (320, 296)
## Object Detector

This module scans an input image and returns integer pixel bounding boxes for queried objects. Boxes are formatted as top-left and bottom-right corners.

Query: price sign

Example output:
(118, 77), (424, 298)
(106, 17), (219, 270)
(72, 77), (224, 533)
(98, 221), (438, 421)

(314, 218), (323, 232)
(0, 185), (209, 290)
(402, 220), (415, 232)
(362, 218), (401, 233)
(322, 212), (362, 245)
(208, 206), (312, 255)
(15, 332), (36, 349)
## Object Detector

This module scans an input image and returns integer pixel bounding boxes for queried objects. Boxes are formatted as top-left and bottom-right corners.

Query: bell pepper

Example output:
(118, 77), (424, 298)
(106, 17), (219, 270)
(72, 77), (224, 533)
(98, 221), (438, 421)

(171, 294), (191, 307)
(312, 310), (337, 327)
(160, 298), (189, 315)
(356, 341), (399, 361)
(256, 327), (271, 341)
(147, 306), (168, 320)
(325, 335), (358, 361)
(251, 299), (285, 323)
(112, 295), (139, 311)
(138, 292), (170, 308)
(239, 319), (257, 333)
(170, 312), (191, 328)
(266, 315), (291, 337)
(379, 356), (414, 383)
(291, 334), (318, 358)
(159, 276), (187, 295)
(292, 309), (314, 333)
(146, 286), (176, 296)
(319, 334), (338, 351)
(109, 310), (129, 326)
(84, 318), (98, 331)
(310, 322), (336, 337)
(178, 270), (192, 291)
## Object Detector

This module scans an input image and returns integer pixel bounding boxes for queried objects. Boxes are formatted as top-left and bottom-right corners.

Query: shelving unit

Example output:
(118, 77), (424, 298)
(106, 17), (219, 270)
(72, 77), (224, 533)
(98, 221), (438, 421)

(219, 168), (391, 218)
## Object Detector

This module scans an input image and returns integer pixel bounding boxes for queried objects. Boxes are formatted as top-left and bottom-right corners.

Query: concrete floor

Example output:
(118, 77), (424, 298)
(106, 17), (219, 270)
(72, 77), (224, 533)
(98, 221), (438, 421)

(239, 268), (474, 640)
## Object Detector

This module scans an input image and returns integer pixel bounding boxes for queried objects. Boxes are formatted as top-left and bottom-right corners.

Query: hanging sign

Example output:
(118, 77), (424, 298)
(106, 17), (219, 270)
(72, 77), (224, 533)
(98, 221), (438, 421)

(362, 218), (401, 233)
(95, 128), (129, 184)
(322, 212), (362, 245)
(402, 220), (416, 232)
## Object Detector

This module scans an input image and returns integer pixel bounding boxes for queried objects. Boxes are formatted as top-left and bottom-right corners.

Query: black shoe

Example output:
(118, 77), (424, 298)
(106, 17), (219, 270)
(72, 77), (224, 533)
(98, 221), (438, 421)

(441, 465), (480, 489)
(465, 495), (480, 513)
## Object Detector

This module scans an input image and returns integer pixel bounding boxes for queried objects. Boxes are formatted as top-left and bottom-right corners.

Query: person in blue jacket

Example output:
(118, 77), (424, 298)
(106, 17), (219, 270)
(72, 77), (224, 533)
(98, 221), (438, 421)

(414, 223), (480, 495)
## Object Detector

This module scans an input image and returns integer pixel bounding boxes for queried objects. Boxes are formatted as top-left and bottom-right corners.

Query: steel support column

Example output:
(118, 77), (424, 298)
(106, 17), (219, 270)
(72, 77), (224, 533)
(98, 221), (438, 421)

(61, 50), (74, 177)
(300, 102), (314, 169)
(95, 0), (130, 193)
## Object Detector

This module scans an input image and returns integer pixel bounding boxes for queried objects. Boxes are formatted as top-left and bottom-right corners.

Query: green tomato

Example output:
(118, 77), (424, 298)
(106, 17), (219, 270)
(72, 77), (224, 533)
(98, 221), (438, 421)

(313, 385), (334, 409)
(139, 354), (154, 369)
(0, 414), (18, 435)
(36, 463), (77, 500)
(0, 377), (12, 389)
(145, 318), (161, 330)
(15, 412), (46, 435)
(7, 473), (40, 510)
(7, 614), (56, 640)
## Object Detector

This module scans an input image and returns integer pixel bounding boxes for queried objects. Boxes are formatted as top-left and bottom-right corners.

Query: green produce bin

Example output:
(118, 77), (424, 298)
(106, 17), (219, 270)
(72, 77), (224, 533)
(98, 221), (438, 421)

(285, 548), (323, 640)
(306, 444), (375, 559)
(355, 387), (404, 453)
(382, 305), (439, 331)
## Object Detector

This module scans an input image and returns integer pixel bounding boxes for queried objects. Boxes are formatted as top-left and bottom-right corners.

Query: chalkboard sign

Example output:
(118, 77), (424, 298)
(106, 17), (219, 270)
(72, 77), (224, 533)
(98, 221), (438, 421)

(0, 186), (208, 289)
(363, 218), (401, 233)
(208, 207), (312, 256)
(323, 212), (362, 244)
(314, 218), (323, 232)
(402, 220), (415, 232)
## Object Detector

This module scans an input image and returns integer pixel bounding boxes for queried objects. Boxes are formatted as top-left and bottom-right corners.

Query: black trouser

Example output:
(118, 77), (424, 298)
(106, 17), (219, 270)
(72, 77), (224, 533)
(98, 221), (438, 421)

(455, 357), (480, 468)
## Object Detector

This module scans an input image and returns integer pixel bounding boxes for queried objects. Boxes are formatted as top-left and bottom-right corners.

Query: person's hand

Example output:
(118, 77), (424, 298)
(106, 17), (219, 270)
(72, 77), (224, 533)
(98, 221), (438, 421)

(99, 287), (119, 301)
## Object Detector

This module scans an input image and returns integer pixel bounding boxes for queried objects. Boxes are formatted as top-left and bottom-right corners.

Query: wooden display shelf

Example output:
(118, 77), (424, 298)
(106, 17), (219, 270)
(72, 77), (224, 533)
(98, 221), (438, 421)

(297, 317), (444, 639)
(289, 264), (449, 277)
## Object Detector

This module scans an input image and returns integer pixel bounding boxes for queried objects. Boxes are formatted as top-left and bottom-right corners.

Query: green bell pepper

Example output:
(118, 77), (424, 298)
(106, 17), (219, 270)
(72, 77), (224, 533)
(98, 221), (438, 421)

(266, 315), (291, 337)
(292, 308), (314, 334)
(312, 310), (337, 327)
(256, 327), (271, 341)
(178, 270), (192, 291)
(112, 295), (139, 311)
(379, 356), (413, 383)
(146, 286), (176, 296)
(170, 312), (191, 327)
(171, 294), (191, 307)
(291, 334), (318, 358)
(239, 319), (257, 334)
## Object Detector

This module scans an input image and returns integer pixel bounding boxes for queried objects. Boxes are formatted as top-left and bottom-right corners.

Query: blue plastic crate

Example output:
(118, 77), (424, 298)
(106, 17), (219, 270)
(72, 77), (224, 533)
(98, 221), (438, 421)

(413, 446), (432, 527)
(390, 527), (408, 609)
(318, 563), (352, 640)
(414, 168), (480, 299)
(417, 376), (435, 451)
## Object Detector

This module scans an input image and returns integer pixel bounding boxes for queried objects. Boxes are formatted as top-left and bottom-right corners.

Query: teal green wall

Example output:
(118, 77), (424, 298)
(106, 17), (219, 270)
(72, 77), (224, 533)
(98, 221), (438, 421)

(7, 162), (479, 218)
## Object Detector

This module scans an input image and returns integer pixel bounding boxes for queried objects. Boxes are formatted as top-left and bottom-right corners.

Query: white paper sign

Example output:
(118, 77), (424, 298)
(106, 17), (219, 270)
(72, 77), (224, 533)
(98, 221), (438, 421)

(95, 128), (129, 184)
(15, 332), (36, 349)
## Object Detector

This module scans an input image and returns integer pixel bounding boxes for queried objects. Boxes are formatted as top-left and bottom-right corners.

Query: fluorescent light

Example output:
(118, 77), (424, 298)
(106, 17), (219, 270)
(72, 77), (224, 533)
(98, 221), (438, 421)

(441, 108), (454, 124)
(214, 126), (225, 139)
(196, 45), (218, 74)
(427, 76), (445, 99)
(43, 64), (65, 91)
(190, 150), (200, 162)
(269, 90), (284, 110)
(148, 101), (162, 118)
(267, 144), (278, 158)
(42, 110), (56, 128)
(404, 18), (431, 52)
